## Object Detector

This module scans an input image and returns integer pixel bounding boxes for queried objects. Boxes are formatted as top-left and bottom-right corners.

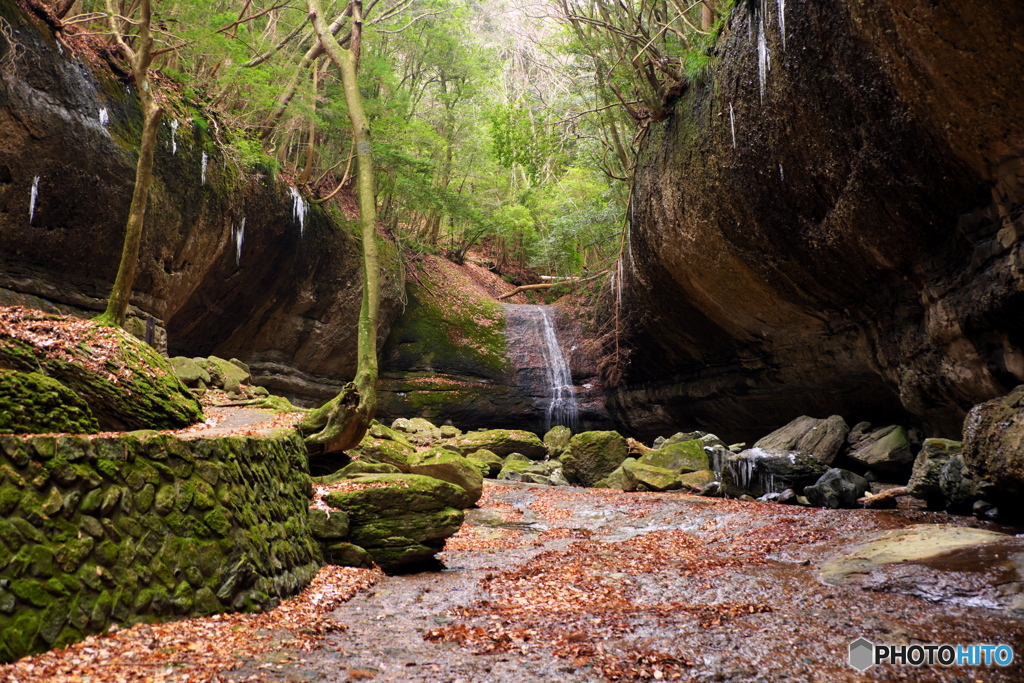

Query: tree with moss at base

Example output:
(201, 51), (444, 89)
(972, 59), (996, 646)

(298, 0), (381, 454)
(94, 0), (163, 329)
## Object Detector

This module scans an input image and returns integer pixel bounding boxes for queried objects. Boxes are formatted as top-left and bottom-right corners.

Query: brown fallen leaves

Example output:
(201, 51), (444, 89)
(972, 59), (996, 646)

(0, 306), (140, 386)
(0, 566), (379, 683)
(428, 485), (772, 682)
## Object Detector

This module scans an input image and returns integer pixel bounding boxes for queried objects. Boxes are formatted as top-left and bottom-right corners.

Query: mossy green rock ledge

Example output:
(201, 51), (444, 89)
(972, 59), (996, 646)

(0, 310), (202, 431)
(444, 429), (546, 459)
(324, 474), (470, 571)
(0, 370), (100, 434)
(408, 448), (484, 505)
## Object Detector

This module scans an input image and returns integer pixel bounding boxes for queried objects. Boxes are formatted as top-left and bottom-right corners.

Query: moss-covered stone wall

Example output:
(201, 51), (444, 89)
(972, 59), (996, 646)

(0, 430), (321, 663)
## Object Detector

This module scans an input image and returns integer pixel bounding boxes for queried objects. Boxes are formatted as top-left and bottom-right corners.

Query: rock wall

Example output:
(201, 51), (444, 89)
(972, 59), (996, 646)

(0, 429), (321, 663)
(0, 0), (402, 405)
(612, 0), (1024, 442)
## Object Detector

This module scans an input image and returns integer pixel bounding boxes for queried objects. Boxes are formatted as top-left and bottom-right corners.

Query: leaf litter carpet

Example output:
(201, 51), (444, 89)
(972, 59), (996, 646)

(3, 483), (1023, 682)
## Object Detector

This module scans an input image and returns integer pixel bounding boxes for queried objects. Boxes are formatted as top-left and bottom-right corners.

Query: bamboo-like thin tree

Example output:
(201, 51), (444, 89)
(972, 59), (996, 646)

(298, 0), (382, 453)
(95, 0), (163, 328)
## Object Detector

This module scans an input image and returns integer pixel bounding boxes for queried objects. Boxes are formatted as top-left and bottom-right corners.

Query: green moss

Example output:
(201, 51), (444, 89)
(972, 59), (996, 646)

(0, 370), (99, 435)
(11, 579), (54, 607)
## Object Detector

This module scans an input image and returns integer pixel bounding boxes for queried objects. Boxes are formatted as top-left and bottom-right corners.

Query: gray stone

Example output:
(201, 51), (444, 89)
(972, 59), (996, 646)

(907, 438), (974, 510)
(803, 468), (871, 509)
(559, 431), (629, 487)
(543, 425), (573, 457)
(721, 448), (830, 499)
(962, 386), (1024, 517)
(846, 425), (915, 479)
(755, 415), (850, 465)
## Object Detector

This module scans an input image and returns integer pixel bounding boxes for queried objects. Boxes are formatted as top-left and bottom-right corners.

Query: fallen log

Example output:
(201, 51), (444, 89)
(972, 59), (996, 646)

(496, 270), (608, 300)
(858, 486), (909, 509)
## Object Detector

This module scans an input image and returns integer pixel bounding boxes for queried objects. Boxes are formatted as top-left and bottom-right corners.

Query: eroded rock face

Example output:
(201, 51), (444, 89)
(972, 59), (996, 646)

(609, 0), (1024, 442)
(0, 3), (401, 405)
(962, 386), (1024, 516)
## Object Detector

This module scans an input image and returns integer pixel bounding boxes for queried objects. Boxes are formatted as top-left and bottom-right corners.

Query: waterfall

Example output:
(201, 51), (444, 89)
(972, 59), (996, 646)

(504, 304), (581, 432)
(536, 306), (580, 432)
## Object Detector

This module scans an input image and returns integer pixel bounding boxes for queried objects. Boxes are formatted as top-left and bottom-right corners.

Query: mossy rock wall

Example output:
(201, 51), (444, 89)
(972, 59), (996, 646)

(0, 430), (321, 663)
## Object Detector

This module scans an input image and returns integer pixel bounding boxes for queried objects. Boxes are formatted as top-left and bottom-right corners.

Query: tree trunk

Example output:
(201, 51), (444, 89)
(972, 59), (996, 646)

(96, 0), (163, 329)
(299, 0), (380, 454)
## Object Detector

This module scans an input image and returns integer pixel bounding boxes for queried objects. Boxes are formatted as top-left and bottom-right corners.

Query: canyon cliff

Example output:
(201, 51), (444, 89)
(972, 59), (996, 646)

(611, 0), (1024, 442)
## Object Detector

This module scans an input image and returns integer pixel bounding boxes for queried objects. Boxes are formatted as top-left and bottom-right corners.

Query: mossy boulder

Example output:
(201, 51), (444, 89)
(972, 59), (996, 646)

(543, 426), (572, 457)
(322, 542), (374, 568)
(349, 433), (415, 472)
(677, 469), (716, 492)
(908, 438), (973, 510)
(846, 425), (915, 479)
(638, 439), (709, 474)
(317, 462), (402, 482)
(465, 449), (503, 478)
(445, 429), (546, 459)
(594, 458), (638, 490)
(307, 509), (350, 539)
(200, 356), (250, 393)
(408, 448), (484, 505)
(168, 357), (210, 387)
(367, 422), (414, 448)
(0, 370), (99, 434)
(559, 431), (629, 487)
(630, 463), (681, 492)
(497, 452), (533, 480)
(0, 310), (202, 431)
(323, 474), (469, 571)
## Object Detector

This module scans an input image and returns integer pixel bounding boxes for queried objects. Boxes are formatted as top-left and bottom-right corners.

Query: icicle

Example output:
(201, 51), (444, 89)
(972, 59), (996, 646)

(779, 163), (784, 180)
(757, 13), (769, 102)
(170, 119), (179, 154)
(729, 103), (737, 148)
(28, 176), (39, 224)
(777, 0), (786, 50)
(98, 108), (108, 126)
(233, 218), (246, 266)
(201, 152), (208, 184)
(290, 187), (307, 236)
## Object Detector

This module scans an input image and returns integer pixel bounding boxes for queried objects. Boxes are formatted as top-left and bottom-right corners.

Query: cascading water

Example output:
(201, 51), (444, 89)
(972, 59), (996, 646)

(504, 304), (581, 433)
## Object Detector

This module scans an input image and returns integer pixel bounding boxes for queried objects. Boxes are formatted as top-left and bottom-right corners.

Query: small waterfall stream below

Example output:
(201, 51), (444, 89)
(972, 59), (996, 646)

(503, 304), (580, 432)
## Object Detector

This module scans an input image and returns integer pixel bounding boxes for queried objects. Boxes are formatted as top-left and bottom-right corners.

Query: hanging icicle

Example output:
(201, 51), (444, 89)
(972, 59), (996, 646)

(290, 187), (307, 236)
(170, 119), (179, 154)
(28, 176), (40, 224)
(98, 108), (109, 126)
(778, 0), (786, 49)
(729, 103), (737, 148)
(201, 151), (208, 185)
(232, 218), (246, 266)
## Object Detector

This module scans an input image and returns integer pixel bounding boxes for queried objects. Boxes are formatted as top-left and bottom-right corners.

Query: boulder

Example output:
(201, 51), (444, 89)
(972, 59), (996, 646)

(961, 386), (1024, 516)
(322, 542), (374, 569)
(754, 415), (849, 465)
(544, 425), (573, 457)
(907, 438), (974, 510)
(169, 356), (211, 387)
(721, 448), (829, 499)
(319, 462), (402, 480)
(202, 356), (251, 393)
(444, 429), (546, 459)
(595, 458), (638, 491)
(324, 474), (469, 571)
(677, 469), (716, 492)
(408, 448), (484, 505)
(803, 468), (870, 509)
(638, 439), (709, 473)
(392, 417), (438, 434)
(350, 433), (415, 472)
(656, 431), (703, 449)
(631, 463), (681, 492)
(0, 370), (99, 434)
(367, 422), (414, 448)
(846, 425), (916, 479)
(559, 430), (629, 487)
(465, 449), (503, 478)
(308, 509), (350, 540)
(497, 453), (533, 480)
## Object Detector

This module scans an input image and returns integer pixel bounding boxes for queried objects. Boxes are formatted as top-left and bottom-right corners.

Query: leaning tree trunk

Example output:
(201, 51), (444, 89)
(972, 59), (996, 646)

(96, 0), (163, 328)
(299, 0), (381, 453)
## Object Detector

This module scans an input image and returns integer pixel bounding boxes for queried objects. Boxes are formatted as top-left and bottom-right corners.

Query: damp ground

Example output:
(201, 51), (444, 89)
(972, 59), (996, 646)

(226, 482), (1024, 683)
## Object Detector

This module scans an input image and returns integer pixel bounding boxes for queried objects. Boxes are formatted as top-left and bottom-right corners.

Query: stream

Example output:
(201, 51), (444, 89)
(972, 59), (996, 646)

(225, 483), (1024, 683)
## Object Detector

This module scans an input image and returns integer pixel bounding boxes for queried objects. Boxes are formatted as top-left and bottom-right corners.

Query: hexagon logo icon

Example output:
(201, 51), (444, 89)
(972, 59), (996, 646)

(849, 638), (875, 671)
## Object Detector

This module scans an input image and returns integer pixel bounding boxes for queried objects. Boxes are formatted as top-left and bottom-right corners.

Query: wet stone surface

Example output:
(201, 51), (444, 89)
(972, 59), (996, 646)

(228, 482), (1024, 682)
